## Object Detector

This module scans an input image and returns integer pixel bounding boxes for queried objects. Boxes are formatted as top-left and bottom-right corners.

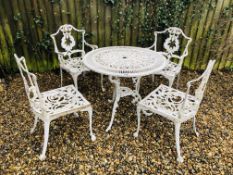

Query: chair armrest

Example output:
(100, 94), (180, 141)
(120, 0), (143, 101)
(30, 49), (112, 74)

(146, 43), (156, 50)
(84, 40), (98, 50)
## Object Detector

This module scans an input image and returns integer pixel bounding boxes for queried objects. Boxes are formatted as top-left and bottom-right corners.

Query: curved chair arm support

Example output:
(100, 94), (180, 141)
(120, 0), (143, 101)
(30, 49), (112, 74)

(84, 40), (98, 50)
(146, 43), (156, 50)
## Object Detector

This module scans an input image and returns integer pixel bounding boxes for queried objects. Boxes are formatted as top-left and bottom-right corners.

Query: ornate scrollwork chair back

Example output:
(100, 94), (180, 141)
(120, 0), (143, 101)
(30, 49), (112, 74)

(14, 53), (96, 161)
(14, 54), (44, 114)
(148, 27), (192, 87)
(134, 60), (215, 162)
(51, 24), (98, 89)
(51, 24), (85, 59)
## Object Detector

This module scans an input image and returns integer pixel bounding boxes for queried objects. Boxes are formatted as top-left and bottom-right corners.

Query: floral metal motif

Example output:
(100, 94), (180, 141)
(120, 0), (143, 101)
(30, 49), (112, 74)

(163, 28), (181, 54)
(84, 46), (167, 77)
(83, 46), (167, 132)
(134, 60), (216, 163)
(148, 27), (192, 87)
(51, 24), (98, 89)
(14, 54), (96, 161)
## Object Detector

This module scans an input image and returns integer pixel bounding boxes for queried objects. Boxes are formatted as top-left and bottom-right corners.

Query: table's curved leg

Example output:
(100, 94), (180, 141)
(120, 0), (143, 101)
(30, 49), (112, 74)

(108, 85), (117, 103)
(132, 77), (142, 104)
(106, 76), (121, 132)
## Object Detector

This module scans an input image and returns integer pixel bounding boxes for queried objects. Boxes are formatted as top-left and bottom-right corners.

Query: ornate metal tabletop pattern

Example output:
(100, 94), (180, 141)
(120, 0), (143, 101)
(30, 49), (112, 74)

(83, 46), (167, 132)
(84, 46), (167, 77)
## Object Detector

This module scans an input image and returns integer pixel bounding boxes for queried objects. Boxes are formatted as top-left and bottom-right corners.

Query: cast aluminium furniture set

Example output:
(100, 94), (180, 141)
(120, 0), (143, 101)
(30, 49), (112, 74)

(15, 24), (215, 162)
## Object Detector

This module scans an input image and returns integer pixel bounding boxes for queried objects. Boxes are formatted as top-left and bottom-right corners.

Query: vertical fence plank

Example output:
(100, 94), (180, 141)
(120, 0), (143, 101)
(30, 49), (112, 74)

(67, 0), (76, 25)
(201, 0), (224, 70)
(90, 0), (98, 44)
(111, 1), (119, 45)
(223, 24), (233, 69)
(191, 1), (211, 70)
(214, 0), (232, 69)
(83, 0), (91, 36)
(124, 2), (133, 46)
(118, 1), (125, 45)
(138, 1), (146, 46)
(0, 0), (15, 72)
(183, 3), (194, 68)
(97, 0), (105, 47)
(104, 4), (112, 46)
(131, 1), (140, 46)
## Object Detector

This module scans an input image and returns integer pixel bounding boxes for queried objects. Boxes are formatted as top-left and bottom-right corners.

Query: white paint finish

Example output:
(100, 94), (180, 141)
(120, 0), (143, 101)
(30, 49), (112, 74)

(51, 24), (98, 89)
(14, 54), (96, 160)
(83, 46), (167, 77)
(148, 27), (192, 87)
(134, 60), (215, 162)
(84, 46), (167, 131)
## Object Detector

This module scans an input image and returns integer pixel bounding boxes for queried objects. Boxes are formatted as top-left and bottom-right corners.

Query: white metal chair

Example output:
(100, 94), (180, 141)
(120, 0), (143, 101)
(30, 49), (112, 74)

(51, 24), (99, 89)
(148, 27), (192, 87)
(14, 54), (96, 161)
(134, 60), (215, 162)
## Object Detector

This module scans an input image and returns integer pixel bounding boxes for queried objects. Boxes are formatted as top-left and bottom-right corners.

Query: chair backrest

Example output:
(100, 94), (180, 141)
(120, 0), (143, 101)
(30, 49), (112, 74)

(50, 24), (85, 54)
(14, 54), (42, 113)
(154, 27), (192, 65)
(193, 60), (215, 102)
(182, 60), (215, 113)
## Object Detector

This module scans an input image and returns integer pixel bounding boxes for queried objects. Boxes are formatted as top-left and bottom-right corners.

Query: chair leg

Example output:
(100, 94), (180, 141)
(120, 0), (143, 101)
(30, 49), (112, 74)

(86, 107), (96, 141)
(133, 106), (142, 138)
(73, 112), (79, 118)
(60, 68), (63, 87)
(176, 73), (181, 89)
(193, 116), (199, 137)
(168, 77), (175, 87)
(101, 74), (105, 92)
(72, 74), (78, 89)
(151, 75), (155, 82)
(39, 121), (50, 161)
(30, 116), (38, 134)
(175, 122), (183, 163)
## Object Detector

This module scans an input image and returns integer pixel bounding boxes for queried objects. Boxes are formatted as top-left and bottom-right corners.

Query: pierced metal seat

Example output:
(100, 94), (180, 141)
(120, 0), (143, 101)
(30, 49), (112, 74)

(14, 54), (96, 161)
(61, 57), (89, 75)
(134, 60), (216, 162)
(32, 85), (90, 117)
(148, 27), (192, 87)
(161, 61), (181, 78)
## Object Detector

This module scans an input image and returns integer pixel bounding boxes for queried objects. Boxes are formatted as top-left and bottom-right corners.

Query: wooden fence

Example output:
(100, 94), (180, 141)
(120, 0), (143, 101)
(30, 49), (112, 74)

(0, 0), (232, 76)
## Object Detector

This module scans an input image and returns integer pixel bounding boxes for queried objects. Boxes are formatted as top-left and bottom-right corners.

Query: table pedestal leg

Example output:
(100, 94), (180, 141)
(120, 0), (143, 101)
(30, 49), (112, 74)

(132, 77), (142, 104)
(106, 76), (142, 132)
(106, 76), (121, 132)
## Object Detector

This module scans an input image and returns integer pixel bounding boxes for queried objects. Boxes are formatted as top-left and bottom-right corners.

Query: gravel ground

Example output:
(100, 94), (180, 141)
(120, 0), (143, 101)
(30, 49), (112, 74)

(0, 70), (232, 174)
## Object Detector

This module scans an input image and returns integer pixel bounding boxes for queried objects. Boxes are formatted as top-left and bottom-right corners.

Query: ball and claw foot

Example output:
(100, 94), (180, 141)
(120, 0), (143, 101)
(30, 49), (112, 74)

(91, 134), (96, 141)
(133, 132), (139, 138)
(177, 156), (184, 163)
(39, 154), (46, 161)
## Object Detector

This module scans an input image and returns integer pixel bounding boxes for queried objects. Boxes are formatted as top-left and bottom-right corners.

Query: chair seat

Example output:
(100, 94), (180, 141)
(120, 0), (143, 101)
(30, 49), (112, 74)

(139, 84), (200, 122)
(159, 61), (181, 77)
(61, 57), (89, 74)
(32, 85), (90, 117)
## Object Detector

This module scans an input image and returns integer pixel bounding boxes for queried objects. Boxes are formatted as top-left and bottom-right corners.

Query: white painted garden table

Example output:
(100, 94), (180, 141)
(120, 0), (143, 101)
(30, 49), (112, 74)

(83, 46), (167, 131)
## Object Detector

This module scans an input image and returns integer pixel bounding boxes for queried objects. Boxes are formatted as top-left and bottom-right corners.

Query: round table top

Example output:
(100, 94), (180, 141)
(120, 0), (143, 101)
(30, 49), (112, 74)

(83, 46), (167, 77)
